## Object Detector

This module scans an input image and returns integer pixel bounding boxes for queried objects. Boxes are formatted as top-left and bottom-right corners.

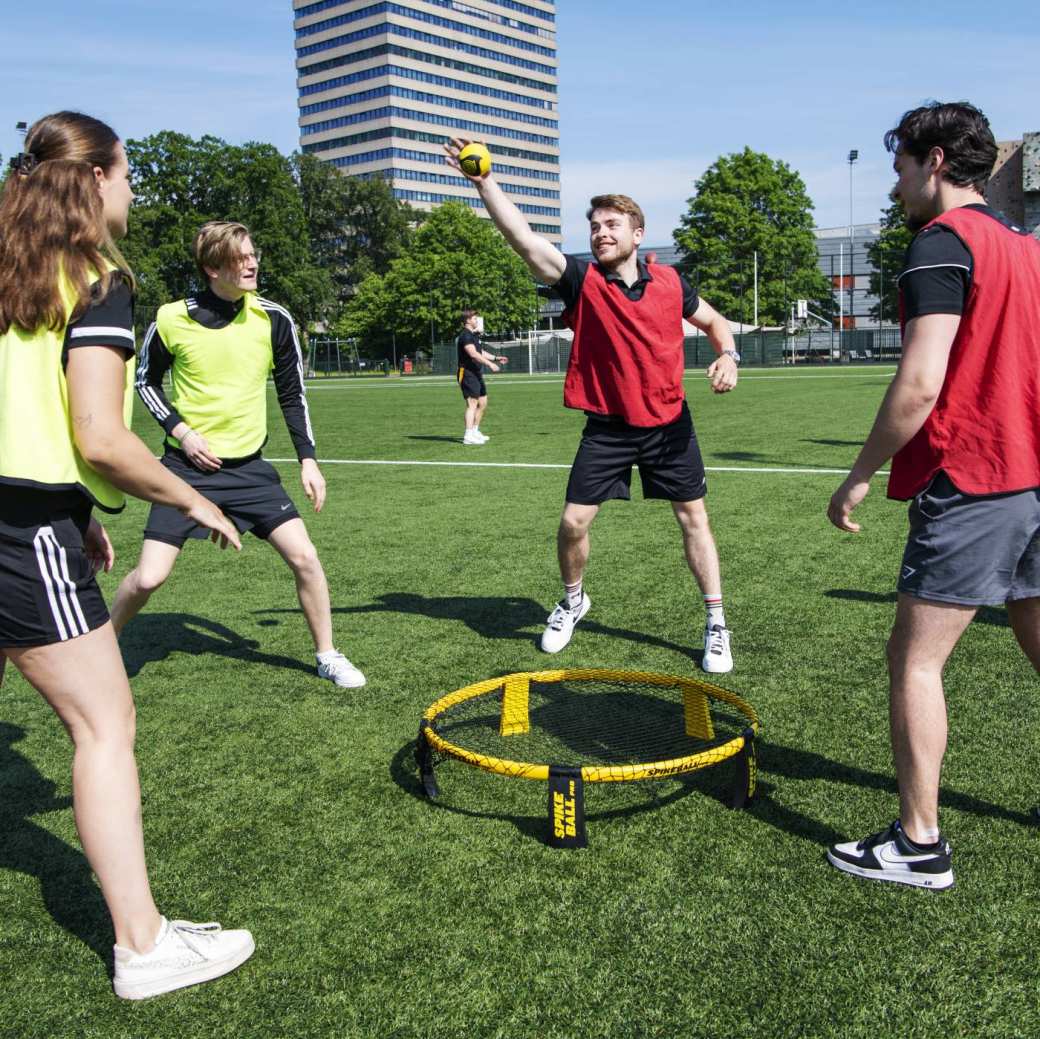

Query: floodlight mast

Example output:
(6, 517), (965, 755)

(847, 150), (858, 340)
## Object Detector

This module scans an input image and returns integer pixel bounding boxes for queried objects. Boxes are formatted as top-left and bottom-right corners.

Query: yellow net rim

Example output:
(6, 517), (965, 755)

(421, 668), (760, 783)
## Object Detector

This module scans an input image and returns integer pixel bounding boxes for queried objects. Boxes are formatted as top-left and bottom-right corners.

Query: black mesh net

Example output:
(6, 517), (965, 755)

(428, 676), (753, 782)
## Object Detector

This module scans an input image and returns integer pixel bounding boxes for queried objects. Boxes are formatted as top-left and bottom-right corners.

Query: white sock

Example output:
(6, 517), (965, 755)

(704, 594), (725, 628)
(316, 649), (340, 664)
(565, 580), (583, 609)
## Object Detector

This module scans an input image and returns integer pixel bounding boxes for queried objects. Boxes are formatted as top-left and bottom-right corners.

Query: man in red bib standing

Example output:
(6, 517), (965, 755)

(445, 140), (740, 673)
(827, 102), (1040, 889)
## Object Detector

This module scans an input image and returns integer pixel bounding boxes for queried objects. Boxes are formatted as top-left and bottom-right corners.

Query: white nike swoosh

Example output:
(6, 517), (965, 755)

(877, 843), (934, 866)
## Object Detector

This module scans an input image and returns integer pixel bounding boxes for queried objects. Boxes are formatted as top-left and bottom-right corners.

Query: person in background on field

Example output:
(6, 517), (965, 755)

(827, 101), (1040, 890)
(445, 138), (740, 672)
(0, 110), (254, 999)
(111, 221), (366, 689)
(456, 307), (507, 445)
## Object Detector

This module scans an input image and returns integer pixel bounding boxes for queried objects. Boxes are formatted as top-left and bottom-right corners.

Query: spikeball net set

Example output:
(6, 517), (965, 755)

(415, 668), (760, 848)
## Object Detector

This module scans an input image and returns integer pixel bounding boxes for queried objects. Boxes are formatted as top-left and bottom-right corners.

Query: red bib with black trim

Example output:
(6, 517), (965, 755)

(562, 263), (686, 428)
(889, 207), (1040, 499)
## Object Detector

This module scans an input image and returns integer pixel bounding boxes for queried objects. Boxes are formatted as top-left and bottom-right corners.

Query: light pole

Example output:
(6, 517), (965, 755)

(847, 150), (858, 338)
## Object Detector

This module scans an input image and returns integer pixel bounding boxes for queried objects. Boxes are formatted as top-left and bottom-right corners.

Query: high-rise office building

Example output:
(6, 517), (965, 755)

(293, 0), (560, 242)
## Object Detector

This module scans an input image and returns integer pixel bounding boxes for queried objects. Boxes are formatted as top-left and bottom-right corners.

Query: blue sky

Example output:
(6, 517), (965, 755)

(3, 1), (1037, 251)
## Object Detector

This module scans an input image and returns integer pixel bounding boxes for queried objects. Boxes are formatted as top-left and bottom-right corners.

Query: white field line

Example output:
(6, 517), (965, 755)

(296, 368), (896, 390)
(267, 457), (886, 477)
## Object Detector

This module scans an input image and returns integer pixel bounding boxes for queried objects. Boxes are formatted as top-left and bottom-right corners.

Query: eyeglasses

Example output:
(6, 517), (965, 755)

(236, 250), (262, 267)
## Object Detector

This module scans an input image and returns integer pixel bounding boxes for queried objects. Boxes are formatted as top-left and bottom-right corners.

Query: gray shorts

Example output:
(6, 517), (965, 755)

(898, 471), (1040, 606)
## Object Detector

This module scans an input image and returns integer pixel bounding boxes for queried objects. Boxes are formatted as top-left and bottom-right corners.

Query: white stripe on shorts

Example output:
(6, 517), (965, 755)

(33, 527), (87, 641)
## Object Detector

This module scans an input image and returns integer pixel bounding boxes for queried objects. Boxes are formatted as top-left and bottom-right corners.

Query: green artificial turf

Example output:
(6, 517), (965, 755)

(2, 365), (1038, 1038)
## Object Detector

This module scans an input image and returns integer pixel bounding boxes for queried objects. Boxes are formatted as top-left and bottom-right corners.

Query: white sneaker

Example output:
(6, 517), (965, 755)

(462, 430), (483, 445)
(474, 430), (489, 442)
(113, 917), (254, 1000)
(702, 624), (733, 674)
(540, 593), (590, 653)
(317, 652), (366, 688)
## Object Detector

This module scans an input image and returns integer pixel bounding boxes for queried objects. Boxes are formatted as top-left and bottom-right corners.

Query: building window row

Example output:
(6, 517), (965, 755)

(388, 185), (559, 217)
(301, 124), (558, 167)
(298, 42), (556, 95)
(299, 62), (555, 112)
(295, 3), (556, 60)
(296, 22), (557, 78)
(324, 145), (559, 182)
(300, 104), (560, 147)
(295, 0), (554, 30)
(390, 164), (559, 198)
(299, 84), (559, 131)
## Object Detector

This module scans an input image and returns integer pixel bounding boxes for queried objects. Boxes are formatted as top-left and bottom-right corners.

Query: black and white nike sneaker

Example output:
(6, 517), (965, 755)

(827, 820), (954, 890)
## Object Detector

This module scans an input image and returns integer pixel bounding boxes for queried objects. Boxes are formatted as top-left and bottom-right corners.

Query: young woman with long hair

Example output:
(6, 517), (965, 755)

(0, 111), (254, 999)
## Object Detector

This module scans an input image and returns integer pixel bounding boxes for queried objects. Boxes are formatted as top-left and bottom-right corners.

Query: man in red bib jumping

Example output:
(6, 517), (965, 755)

(446, 140), (740, 673)
(827, 102), (1040, 889)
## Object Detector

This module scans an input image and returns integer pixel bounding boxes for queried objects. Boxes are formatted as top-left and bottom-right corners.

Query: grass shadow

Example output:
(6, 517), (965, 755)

(825, 589), (1010, 627)
(749, 740), (1033, 845)
(801, 438), (864, 447)
(405, 435), (464, 444)
(260, 593), (704, 664)
(0, 722), (110, 965)
(120, 613), (316, 679)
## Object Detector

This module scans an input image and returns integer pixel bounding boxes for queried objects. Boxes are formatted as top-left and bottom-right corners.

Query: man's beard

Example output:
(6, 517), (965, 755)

(597, 240), (635, 269)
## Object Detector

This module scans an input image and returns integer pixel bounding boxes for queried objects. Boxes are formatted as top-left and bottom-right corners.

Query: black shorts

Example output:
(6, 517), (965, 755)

(565, 401), (708, 505)
(144, 450), (300, 548)
(0, 504), (109, 648)
(458, 368), (487, 399)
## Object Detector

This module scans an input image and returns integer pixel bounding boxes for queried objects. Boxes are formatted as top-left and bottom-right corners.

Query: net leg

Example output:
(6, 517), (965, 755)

(500, 675), (531, 736)
(729, 730), (757, 810)
(547, 765), (587, 849)
(682, 683), (715, 740)
(415, 722), (439, 799)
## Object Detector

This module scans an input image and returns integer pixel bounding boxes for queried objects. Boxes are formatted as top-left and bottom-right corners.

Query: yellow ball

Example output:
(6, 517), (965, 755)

(458, 142), (492, 177)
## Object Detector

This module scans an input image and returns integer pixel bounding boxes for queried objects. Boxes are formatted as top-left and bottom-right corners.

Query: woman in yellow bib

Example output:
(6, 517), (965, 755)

(0, 112), (254, 999)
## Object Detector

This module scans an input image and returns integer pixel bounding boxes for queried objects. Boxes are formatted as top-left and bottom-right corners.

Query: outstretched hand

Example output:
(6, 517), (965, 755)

(185, 495), (242, 550)
(443, 137), (491, 183)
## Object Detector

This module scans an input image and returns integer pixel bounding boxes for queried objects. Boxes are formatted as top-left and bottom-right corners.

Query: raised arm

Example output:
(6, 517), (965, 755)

(444, 137), (566, 286)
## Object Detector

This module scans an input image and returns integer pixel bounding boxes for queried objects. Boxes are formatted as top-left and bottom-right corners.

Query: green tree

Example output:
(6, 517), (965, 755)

(866, 197), (913, 324)
(293, 155), (416, 310)
(673, 147), (832, 326)
(123, 133), (334, 332)
(339, 201), (538, 355)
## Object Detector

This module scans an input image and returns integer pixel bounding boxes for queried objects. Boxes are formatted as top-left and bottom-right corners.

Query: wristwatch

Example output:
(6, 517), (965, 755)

(722, 349), (741, 364)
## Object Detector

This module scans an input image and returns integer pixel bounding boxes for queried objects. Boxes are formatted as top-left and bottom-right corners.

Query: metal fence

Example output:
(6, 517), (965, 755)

(428, 327), (903, 376)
